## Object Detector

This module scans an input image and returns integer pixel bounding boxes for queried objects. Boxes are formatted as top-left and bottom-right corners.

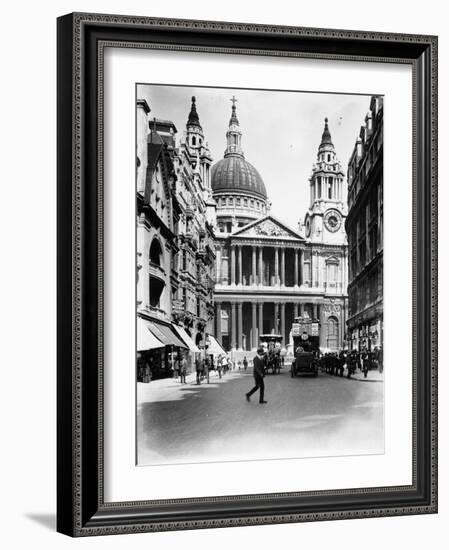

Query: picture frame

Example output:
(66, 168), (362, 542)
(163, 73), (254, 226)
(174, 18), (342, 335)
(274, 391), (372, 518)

(57, 12), (438, 536)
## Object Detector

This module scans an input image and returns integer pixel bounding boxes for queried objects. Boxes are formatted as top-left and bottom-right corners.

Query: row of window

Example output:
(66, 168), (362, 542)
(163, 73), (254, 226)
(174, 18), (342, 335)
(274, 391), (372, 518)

(319, 153), (334, 163)
(190, 135), (203, 147)
(348, 268), (382, 316)
(218, 196), (265, 210)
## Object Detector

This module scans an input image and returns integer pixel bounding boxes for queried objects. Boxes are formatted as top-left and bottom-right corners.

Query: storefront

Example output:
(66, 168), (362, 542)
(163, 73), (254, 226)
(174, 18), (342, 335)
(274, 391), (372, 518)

(172, 324), (201, 373)
(137, 317), (188, 381)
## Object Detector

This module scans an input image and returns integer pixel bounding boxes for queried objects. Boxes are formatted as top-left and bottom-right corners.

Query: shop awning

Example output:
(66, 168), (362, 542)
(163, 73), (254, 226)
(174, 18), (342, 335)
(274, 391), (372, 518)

(137, 318), (164, 351)
(172, 325), (201, 353)
(206, 334), (226, 356)
(148, 321), (187, 349)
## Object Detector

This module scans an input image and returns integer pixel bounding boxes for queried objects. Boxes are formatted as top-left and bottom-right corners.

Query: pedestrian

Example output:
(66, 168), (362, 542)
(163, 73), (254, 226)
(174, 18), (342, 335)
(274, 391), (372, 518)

(245, 347), (267, 404)
(378, 346), (383, 374)
(195, 357), (203, 385)
(237, 360), (242, 371)
(217, 355), (223, 379)
(362, 350), (369, 378)
(179, 354), (187, 384)
(204, 356), (210, 384)
(243, 356), (248, 371)
(226, 356), (232, 374)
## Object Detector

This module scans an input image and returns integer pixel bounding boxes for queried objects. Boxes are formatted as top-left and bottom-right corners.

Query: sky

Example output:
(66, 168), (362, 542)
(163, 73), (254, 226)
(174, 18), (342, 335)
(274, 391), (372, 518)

(137, 84), (372, 229)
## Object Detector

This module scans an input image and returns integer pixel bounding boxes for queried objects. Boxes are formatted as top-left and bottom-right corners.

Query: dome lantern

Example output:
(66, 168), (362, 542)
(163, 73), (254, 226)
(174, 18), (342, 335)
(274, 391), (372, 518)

(211, 97), (267, 200)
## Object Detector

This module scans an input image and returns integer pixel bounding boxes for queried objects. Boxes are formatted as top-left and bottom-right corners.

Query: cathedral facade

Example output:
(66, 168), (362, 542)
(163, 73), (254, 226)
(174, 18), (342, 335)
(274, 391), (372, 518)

(212, 103), (349, 354)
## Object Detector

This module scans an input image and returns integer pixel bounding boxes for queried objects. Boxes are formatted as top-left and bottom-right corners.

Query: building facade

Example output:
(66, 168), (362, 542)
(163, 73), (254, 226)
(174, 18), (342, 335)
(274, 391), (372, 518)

(212, 102), (349, 354)
(136, 97), (217, 373)
(345, 96), (384, 351)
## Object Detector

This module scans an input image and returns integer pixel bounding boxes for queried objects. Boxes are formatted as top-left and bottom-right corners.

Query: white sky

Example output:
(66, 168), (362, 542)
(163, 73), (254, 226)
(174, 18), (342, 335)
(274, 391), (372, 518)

(137, 84), (372, 229)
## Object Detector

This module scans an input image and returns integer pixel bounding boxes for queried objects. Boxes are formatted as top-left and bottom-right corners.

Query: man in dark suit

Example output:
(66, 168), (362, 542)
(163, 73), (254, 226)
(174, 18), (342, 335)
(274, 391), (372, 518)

(245, 347), (267, 404)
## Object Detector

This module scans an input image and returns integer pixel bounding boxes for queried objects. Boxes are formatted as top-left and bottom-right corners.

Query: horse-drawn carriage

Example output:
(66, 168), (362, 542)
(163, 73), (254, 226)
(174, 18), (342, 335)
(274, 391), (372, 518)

(259, 334), (283, 374)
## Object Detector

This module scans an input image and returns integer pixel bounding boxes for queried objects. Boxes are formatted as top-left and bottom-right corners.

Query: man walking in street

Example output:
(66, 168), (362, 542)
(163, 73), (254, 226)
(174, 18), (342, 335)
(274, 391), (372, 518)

(245, 347), (267, 404)
(179, 354), (187, 384)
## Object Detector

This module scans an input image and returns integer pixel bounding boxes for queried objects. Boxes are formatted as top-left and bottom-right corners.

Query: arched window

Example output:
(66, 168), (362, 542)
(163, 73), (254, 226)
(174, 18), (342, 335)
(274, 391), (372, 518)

(327, 316), (339, 349)
(149, 238), (163, 266)
(149, 277), (164, 308)
(192, 136), (196, 146)
(327, 153), (331, 162)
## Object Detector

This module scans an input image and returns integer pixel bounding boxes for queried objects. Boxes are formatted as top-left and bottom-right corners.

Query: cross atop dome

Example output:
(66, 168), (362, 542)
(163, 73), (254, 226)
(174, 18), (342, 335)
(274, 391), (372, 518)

(229, 95), (239, 127)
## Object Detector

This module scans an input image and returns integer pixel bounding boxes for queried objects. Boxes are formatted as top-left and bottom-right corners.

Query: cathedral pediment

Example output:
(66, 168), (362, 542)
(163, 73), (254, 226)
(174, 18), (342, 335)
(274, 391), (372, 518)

(231, 215), (304, 241)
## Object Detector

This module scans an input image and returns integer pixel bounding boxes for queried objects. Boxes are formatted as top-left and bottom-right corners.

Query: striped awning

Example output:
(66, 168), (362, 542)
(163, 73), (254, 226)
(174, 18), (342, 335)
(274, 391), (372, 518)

(206, 334), (226, 356)
(148, 321), (187, 349)
(172, 325), (201, 353)
(137, 318), (164, 351)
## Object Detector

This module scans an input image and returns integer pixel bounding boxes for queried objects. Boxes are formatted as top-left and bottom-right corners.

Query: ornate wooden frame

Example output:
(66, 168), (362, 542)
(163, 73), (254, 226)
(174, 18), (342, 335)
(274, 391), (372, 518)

(57, 12), (438, 536)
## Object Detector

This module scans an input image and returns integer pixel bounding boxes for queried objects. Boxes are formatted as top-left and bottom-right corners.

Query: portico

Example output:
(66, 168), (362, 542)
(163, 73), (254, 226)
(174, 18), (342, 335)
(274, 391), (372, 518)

(214, 297), (345, 353)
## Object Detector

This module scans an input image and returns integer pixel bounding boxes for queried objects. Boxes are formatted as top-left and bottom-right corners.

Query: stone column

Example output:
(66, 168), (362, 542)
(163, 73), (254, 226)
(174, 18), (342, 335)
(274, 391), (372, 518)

(252, 302), (257, 349)
(252, 246), (257, 286)
(294, 303), (299, 319)
(274, 248), (279, 286)
(237, 302), (243, 350)
(280, 303), (286, 347)
(301, 249), (305, 286)
(215, 302), (222, 344)
(310, 251), (315, 287)
(294, 249), (299, 287)
(300, 303), (305, 317)
(258, 302), (263, 339)
(274, 303), (279, 334)
(231, 302), (237, 350)
(237, 245), (242, 286)
(258, 246), (264, 286)
(281, 248), (285, 286)
(230, 245), (235, 285)
(313, 303), (318, 320)
(319, 302), (327, 349)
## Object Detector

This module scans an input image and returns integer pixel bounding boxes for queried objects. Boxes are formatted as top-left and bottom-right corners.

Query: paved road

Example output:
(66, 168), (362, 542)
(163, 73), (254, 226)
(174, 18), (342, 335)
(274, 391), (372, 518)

(137, 368), (384, 465)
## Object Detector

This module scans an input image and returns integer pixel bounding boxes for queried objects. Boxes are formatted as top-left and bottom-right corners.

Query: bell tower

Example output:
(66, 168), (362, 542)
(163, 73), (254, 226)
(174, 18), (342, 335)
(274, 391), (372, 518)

(185, 96), (213, 202)
(303, 118), (347, 245)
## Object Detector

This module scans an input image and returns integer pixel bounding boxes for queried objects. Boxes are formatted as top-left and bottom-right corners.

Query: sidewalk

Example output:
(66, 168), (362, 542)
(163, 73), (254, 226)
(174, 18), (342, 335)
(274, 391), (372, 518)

(137, 368), (248, 404)
(348, 369), (384, 382)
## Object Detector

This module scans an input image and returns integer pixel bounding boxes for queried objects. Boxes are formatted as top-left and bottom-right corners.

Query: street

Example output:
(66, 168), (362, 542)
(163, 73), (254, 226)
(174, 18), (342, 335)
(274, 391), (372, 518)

(137, 367), (384, 465)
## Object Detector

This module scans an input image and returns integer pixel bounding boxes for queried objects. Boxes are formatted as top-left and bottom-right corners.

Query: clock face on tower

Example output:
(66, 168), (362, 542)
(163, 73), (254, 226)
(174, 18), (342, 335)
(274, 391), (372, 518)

(323, 209), (342, 233)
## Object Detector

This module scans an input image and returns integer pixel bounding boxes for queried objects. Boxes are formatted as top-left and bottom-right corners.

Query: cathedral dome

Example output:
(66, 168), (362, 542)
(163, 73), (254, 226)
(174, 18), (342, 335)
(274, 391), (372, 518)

(211, 156), (267, 200)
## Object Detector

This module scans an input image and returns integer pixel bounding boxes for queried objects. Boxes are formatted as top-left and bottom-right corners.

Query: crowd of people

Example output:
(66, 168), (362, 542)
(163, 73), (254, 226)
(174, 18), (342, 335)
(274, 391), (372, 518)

(139, 346), (383, 384)
(319, 347), (383, 378)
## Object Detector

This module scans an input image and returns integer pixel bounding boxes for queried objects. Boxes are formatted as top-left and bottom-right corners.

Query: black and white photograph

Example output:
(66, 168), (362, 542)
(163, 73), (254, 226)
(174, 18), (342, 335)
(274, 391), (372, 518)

(136, 85), (384, 466)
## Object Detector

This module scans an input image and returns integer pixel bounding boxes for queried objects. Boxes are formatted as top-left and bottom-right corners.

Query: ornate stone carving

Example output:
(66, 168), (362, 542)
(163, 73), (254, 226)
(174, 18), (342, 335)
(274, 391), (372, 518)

(253, 220), (290, 237)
